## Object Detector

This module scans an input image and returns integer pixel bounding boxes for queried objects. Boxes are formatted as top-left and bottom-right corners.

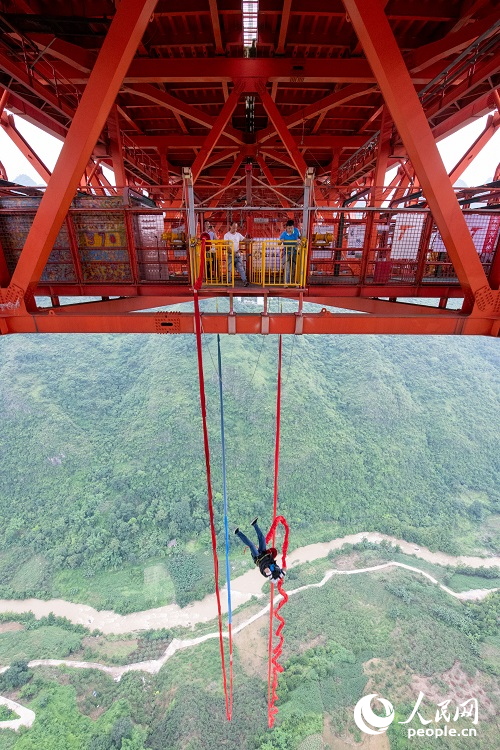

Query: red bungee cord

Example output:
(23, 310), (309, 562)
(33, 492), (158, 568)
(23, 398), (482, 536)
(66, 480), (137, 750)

(193, 238), (233, 720)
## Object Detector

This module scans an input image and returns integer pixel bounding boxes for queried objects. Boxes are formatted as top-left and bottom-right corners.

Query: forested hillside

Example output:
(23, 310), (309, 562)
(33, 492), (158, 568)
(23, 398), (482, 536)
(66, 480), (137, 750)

(0, 327), (499, 606)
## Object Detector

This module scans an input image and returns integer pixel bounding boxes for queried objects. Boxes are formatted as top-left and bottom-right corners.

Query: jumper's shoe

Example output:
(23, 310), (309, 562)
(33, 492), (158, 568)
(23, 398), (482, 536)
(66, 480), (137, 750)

(234, 527), (240, 535)
(244, 281), (249, 286)
(251, 517), (258, 526)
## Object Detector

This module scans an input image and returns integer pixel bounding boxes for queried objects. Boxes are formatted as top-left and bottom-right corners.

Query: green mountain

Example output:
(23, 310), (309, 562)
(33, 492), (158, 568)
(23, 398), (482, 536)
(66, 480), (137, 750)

(0, 330), (499, 604)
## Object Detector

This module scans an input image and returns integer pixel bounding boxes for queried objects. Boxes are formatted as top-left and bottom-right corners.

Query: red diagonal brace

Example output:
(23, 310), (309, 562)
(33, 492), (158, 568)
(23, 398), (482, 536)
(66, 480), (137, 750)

(7, 0), (158, 308)
(256, 81), (308, 180)
(125, 83), (216, 129)
(125, 84), (244, 145)
(409, 11), (500, 73)
(258, 83), (374, 143)
(342, 0), (490, 305)
(0, 112), (52, 183)
(431, 89), (499, 141)
(190, 81), (245, 182)
(276, 0), (293, 55)
(208, 0), (224, 54)
(204, 148), (240, 171)
(448, 113), (500, 184)
(256, 156), (291, 209)
(209, 153), (245, 208)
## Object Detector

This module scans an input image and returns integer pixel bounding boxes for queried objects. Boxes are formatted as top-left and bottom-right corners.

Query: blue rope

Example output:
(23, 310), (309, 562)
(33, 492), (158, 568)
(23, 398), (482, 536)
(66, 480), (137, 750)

(217, 334), (232, 625)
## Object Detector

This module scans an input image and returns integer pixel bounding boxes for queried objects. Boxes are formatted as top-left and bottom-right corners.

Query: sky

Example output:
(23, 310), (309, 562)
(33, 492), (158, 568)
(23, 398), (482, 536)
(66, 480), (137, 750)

(0, 108), (499, 187)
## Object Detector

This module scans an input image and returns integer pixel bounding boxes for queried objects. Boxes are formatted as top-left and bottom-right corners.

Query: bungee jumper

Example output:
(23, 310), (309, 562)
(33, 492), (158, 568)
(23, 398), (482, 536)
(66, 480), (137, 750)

(235, 517), (286, 581)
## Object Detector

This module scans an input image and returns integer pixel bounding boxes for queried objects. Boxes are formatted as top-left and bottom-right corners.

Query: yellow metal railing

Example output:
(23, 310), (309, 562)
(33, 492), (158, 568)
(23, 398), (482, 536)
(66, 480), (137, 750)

(250, 238), (308, 286)
(192, 240), (237, 286)
(191, 238), (308, 287)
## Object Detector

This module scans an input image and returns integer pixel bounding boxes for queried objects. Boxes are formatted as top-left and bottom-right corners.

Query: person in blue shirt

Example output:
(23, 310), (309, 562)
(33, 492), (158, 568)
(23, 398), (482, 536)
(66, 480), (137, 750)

(234, 518), (286, 581)
(279, 220), (301, 285)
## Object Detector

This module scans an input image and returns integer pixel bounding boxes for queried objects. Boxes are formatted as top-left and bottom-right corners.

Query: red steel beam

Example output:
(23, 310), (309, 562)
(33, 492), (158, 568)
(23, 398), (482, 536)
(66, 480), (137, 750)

(117, 103), (143, 135)
(124, 83), (216, 129)
(48, 296), (193, 314)
(208, 153), (245, 208)
(256, 156), (292, 209)
(123, 83), (243, 145)
(342, 0), (491, 308)
(27, 33), (95, 72)
(307, 297), (459, 315)
(30, 283), (466, 301)
(264, 135), (368, 149)
(2, 310), (496, 336)
(447, 0), (494, 34)
(276, 0), (293, 55)
(133, 134), (367, 149)
(0, 239), (10, 286)
(0, 89), (8, 118)
(258, 83), (376, 142)
(2, 90), (69, 141)
(0, 112), (52, 183)
(203, 148), (240, 171)
(257, 81), (308, 179)
(425, 53), (500, 121)
(5, 0), (159, 309)
(0, 49), (74, 121)
(190, 81), (244, 181)
(431, 88), (500, 140)
(159, 148), (170, 186)
(208, 0), (224, 54)
(448, 113), (500, 184)
(408, 11), (500, 72)
(47, 58), (444, 85)
(259, 148), (295, 171)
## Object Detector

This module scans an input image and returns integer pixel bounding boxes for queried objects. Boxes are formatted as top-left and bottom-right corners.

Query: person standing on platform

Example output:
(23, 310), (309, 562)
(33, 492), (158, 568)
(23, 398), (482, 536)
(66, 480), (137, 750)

(201, 223), (218, 281)
(224, 221), (249, 286)
(205, 222), (217, 240)
(280, 219), (301, 285)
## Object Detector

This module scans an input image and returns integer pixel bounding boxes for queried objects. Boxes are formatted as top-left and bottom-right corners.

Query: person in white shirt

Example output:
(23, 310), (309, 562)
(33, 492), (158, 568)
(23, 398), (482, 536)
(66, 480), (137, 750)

(223, 221), (249, 285)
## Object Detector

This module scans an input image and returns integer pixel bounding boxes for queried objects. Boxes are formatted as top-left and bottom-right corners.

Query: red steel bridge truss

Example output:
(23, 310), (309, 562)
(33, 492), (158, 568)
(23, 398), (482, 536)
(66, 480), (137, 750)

(0, 0), (499, 336)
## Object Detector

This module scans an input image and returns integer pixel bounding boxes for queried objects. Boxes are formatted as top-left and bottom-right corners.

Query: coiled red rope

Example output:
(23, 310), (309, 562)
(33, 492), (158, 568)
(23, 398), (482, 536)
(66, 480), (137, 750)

(266, 515), (289, 728)
(193, 238), (233, 720)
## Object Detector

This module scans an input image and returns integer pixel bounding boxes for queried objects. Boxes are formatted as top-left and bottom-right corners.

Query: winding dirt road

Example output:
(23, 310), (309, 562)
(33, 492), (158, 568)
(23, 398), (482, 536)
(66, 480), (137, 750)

(0, 558), (497, 683)
(0, 532), (497, 635)
(0, 696), (35, 731)
(1, 534), (497, 732)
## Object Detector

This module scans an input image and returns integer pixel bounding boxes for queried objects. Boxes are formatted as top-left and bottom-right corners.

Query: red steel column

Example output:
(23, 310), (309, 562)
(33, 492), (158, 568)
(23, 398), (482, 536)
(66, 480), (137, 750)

(489, 236), (500, 290)
(372, 106), (392, 204)
(342, 0), (492, 311)
(0, 239), (10, 286)
(5, 0), (158, 309)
